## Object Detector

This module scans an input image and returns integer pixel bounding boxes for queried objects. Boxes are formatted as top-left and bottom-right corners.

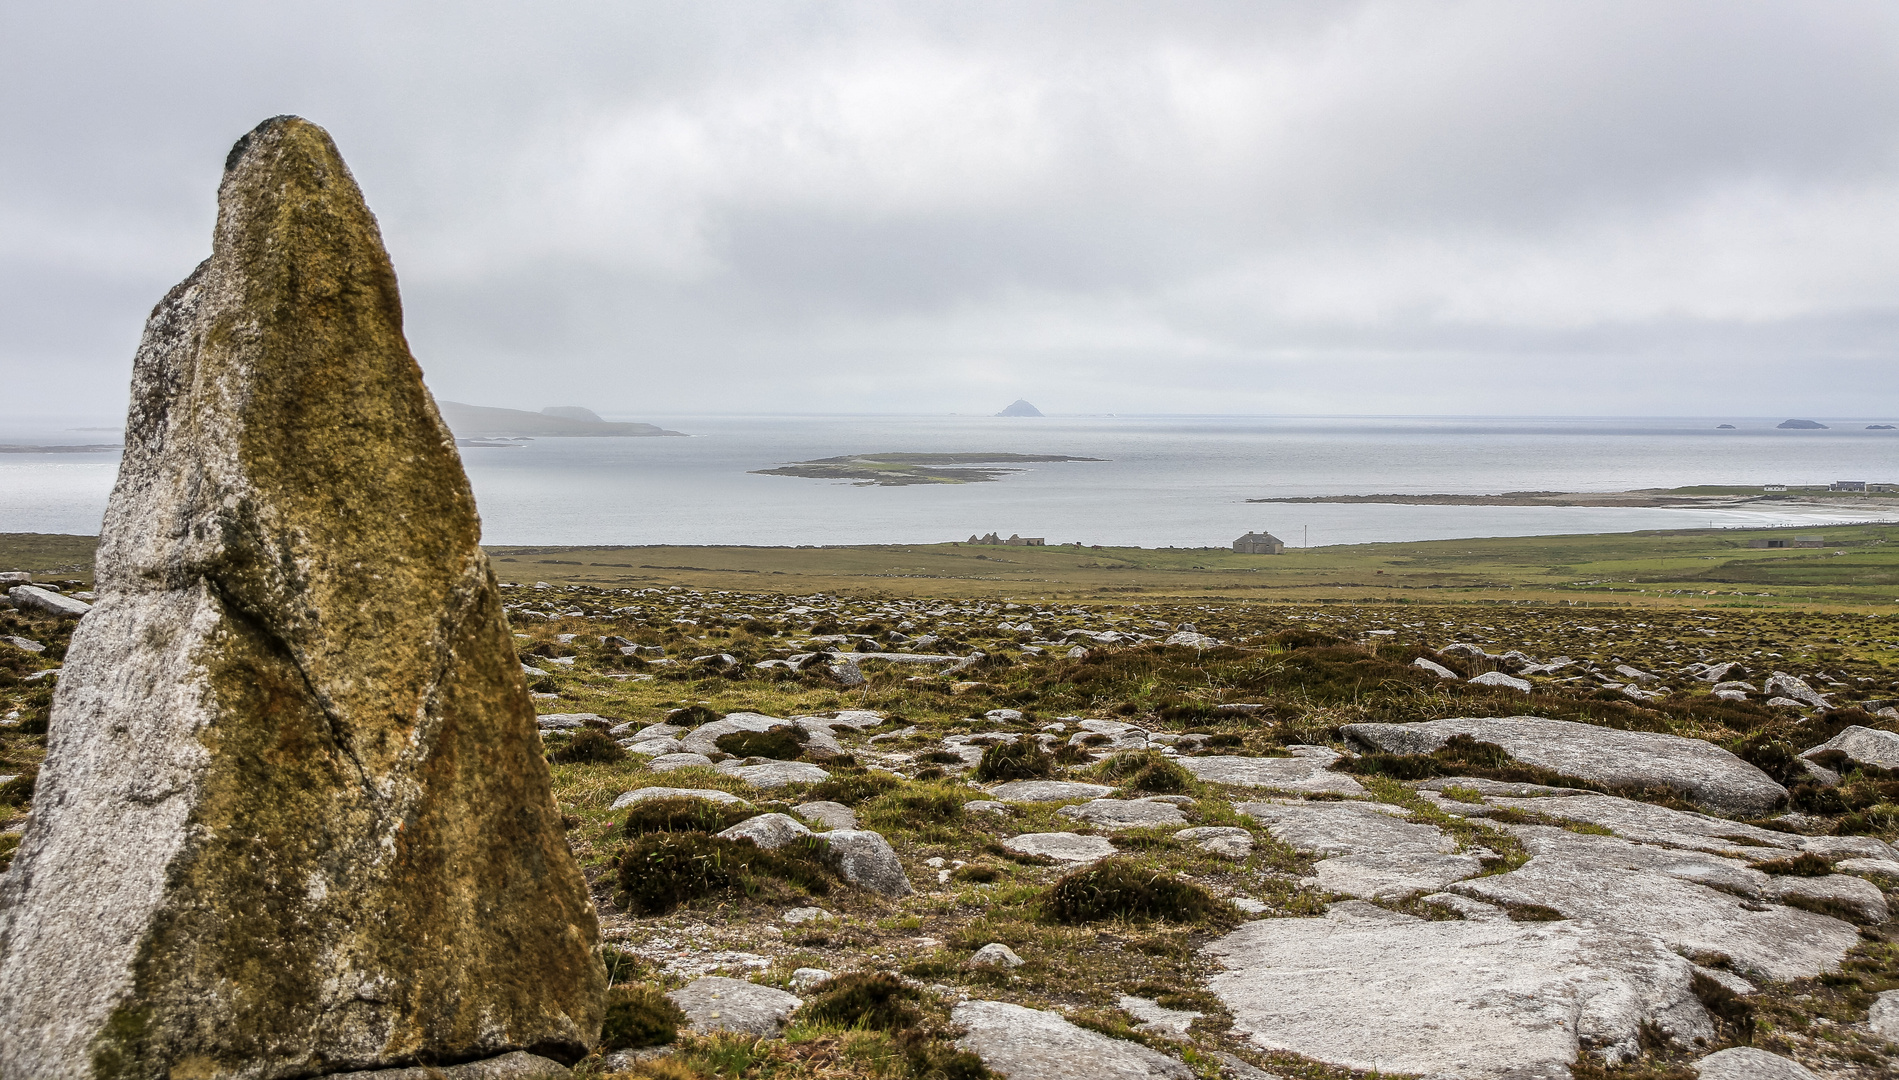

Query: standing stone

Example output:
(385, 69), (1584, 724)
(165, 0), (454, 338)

(0, 117), (604, 1078)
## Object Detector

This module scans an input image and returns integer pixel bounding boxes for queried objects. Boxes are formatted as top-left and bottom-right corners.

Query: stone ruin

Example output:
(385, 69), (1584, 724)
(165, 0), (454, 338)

(0, 117), (604, 1076)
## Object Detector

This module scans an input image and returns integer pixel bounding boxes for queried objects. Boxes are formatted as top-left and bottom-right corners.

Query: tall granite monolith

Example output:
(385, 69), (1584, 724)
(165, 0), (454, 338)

(0, 117), (605, 1078)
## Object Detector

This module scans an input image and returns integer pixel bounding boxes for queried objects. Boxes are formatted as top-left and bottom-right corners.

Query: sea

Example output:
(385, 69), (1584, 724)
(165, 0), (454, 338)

(2, 413), (1897, 549)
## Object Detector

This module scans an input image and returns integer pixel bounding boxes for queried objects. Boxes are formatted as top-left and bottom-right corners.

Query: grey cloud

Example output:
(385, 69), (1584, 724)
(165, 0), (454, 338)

(4, 1), (1899, 419)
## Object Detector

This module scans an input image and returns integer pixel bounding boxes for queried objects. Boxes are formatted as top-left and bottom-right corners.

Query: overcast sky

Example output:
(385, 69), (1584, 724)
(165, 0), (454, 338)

(4, 1), (1899, 418)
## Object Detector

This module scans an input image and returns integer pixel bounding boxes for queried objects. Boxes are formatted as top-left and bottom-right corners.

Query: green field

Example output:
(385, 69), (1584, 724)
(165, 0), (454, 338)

(10, 524), (1899, 608)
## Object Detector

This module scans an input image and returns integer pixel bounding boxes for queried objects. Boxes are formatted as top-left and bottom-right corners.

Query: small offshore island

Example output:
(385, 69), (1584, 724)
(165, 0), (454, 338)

(754, 451), (1103, 486)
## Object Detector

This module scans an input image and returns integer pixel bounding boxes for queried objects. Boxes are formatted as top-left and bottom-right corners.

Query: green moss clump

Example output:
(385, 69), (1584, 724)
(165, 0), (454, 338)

(623, 797), (759, 837)
(714, 725), (806, 760)
(794, 972), (994, 1079)
(1093, 750), (1192, 794)
(666, 705), (725, 727)
(1748, 852), (1835, 876)
(599, 984), (688, 1050)
(1042, 859), (1227, 925)
(973, 735), (1052, 782)
(548, 728), (625, 764)
(1340, 734), (1595, 789)
(798, 971), (923, 1031)
(803, 771), (902, 806)
(616, 833), (831, 916)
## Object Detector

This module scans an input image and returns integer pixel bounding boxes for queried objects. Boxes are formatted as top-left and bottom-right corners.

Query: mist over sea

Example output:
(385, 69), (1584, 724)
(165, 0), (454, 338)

(3, 414), (1897, 548)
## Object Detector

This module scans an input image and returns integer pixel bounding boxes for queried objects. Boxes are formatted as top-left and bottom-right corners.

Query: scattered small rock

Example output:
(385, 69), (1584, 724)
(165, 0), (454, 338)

(667, 976), (802, 1036)
(789, 967), (833, 992)
(793, 800), (857, 830)
(969, 942), (1025, 968)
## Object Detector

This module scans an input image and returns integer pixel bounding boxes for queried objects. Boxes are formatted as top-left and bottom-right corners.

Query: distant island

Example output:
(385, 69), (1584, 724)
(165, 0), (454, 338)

(1777, 418), (1828, 429)
(1251, 485), (1898, 508)
(996, 399), (1043, 417)
(0, 444), (121, 454)
(437, 401), (685, 438)
(754, 451), (1102, 486)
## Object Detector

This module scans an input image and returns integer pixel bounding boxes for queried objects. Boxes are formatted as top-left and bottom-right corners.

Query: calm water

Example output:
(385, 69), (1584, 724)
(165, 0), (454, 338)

(3, 414), (1898, 548)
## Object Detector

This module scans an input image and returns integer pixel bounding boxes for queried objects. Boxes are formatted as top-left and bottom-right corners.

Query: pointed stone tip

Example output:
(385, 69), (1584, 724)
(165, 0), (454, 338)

(223, 114), (316, 173)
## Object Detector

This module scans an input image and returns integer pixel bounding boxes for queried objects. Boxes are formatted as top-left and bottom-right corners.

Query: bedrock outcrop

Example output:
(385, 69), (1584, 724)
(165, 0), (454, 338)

(0, 117), (603, 1078)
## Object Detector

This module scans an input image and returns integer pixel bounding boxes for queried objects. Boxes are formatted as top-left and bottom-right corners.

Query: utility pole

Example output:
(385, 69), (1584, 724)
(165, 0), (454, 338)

(1303, 525), (1309, 549)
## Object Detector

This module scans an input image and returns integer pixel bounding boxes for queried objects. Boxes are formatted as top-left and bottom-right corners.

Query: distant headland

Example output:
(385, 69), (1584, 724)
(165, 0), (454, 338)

(437, 401), (685, 438)
(1251, 483), (1899, 508)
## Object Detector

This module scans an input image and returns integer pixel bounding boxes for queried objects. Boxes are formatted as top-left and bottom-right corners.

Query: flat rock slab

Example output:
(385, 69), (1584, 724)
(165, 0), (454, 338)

(953, 1000), (1193, 1080)
(1314, 852), (1486, 899)
(667, 976), (802, 1036)
(326, 1053), (570, 1079)
(1237, 800), (1454, 856)
(1178, 748), (1367, 795)
(1203, 902), (1712, 1080)
(1059, 799), (1190, 829)
(1802, 725), (1899, 770)
(611, 787), (753, 810)
(1693, 1047), (1819, 1080)
(989, 780), (1114, 803)
(1476, 793), (1795, 856)
(648, 752), (716, 771)
(716, 760), (831, 789)
(793, 800), (857, 830)
(1765, 874), (1888, 925)
(1004, 832), (1118, 863)
(1453, 826), (1861, 981)
(1416, 776), (1587, 798)
(1342, 716), (1786, 816)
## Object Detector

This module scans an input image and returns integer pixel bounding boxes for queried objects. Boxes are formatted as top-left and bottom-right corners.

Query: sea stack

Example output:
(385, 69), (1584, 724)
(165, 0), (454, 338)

(0, 118), (604, 1076)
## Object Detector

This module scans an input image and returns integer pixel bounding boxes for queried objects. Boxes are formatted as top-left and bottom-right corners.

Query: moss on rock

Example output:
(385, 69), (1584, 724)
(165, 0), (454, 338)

(0, 117), (604, 1078)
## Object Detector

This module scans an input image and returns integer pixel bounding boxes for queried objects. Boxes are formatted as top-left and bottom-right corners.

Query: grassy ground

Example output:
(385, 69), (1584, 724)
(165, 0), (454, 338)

(12, 524), (1897, 608)
(5, 533), (1899, 1078)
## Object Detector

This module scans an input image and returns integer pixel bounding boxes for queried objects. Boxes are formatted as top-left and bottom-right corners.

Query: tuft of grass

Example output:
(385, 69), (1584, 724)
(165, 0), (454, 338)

(547, 727), (626, 765)
(1748, 852), (1835, 876)
(1339, 733), (1596, 790)
(1502, 902), (1567, 922)
(714, 724), (807, 760)
(1041, 858), (1231, 925)
(797, 971), (923, 1032)
(615, 832), (833, 915)
(620, 1058), (707, 1079)
(666, 704), (727, 727)
(1091, 750), (1193, 794)
(803, 771), (903, 806)
(623, 796), (760, 837)
(973, 734), (1053, 782)
(1690, 972), (1755, 1043)
(600, 983), (689, 1050)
